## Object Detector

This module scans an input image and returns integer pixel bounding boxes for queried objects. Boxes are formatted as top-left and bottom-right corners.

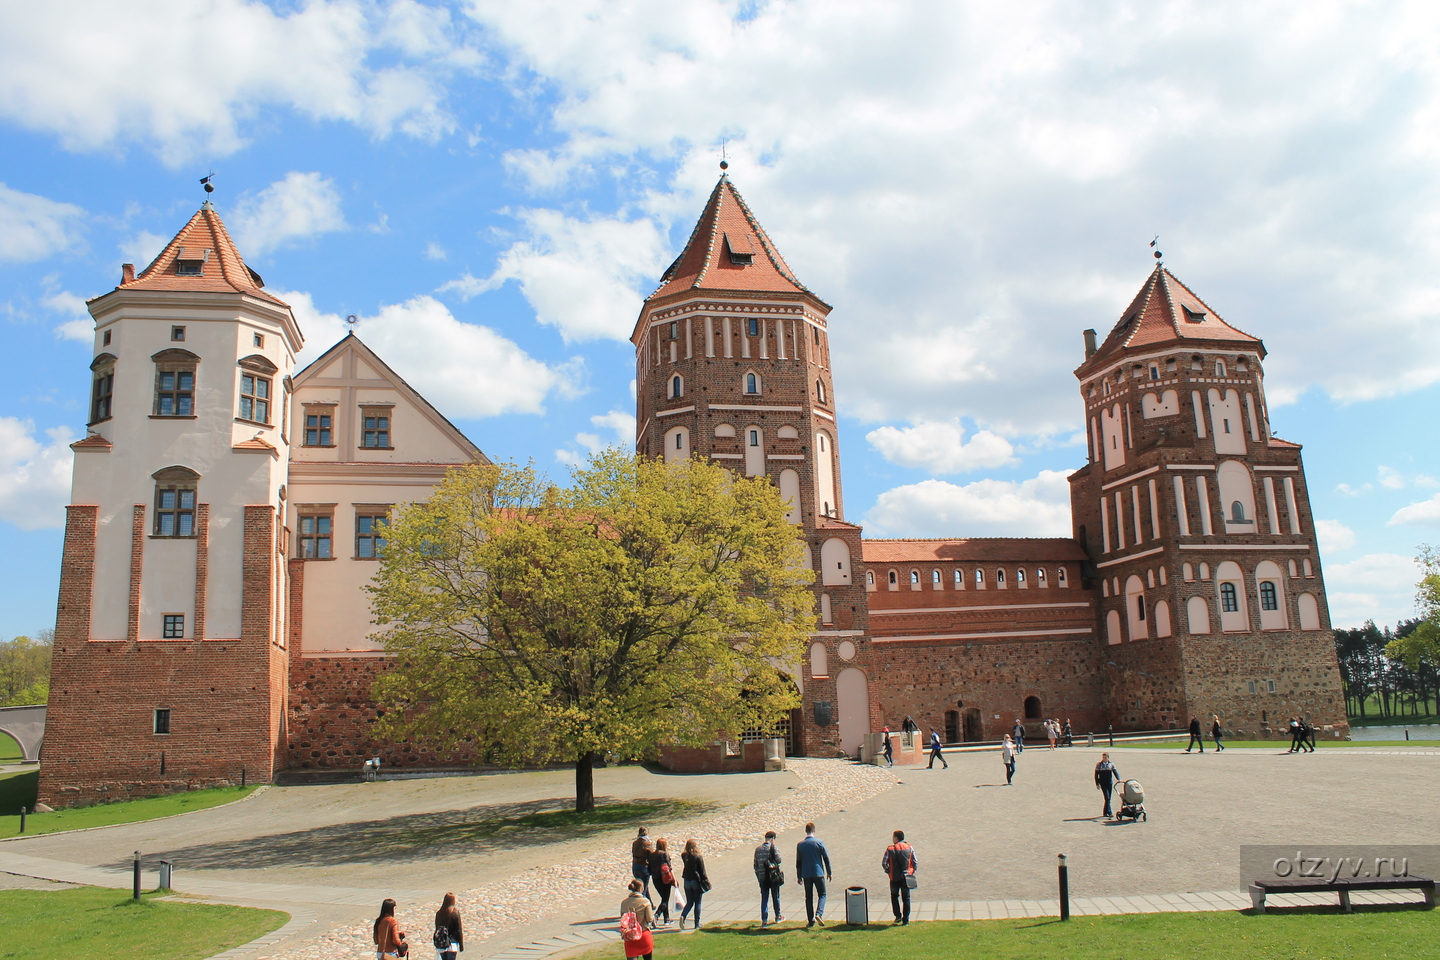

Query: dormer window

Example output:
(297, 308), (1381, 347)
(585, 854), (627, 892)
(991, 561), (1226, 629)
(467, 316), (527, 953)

(1183, 307), (1206, 323)
(725, 232), (755, 265)
(175, 260), (204, 276)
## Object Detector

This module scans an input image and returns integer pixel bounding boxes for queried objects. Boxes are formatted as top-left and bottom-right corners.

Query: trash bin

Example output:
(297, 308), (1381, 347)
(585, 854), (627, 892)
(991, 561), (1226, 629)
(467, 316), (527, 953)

(845, 885), (868, 924)
(158, 860), (174, 891)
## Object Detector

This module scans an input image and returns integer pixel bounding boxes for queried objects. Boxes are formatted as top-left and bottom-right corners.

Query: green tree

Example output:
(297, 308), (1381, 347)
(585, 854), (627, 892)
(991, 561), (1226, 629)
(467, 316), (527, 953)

(368, 451), (816, 811)
(1384, 545), (1440, 714)
(0, 633), (51, 706)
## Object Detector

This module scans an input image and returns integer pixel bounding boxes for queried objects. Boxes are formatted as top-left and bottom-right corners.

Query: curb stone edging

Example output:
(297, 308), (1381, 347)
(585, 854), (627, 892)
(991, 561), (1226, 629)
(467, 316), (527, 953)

(0, 785), (269, 844)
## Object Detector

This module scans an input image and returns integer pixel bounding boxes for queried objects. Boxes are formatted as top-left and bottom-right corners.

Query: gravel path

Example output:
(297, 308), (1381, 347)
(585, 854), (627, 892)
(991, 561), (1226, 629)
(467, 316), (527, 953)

(269, 760), (896, 959)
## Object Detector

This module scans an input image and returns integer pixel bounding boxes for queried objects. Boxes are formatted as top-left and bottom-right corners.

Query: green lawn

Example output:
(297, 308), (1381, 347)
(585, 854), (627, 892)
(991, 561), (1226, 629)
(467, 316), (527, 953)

(1116, 739), (1440, 750)
(0, 886), (285, 960)
(0, 733), (21, 762)
(0, 770), (257, 838)
(579, 909), (1440, 960)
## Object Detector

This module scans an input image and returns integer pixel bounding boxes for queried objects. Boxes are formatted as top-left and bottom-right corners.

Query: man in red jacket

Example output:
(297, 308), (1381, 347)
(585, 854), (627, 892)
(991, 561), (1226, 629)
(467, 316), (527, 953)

(881, 830), (917, 925)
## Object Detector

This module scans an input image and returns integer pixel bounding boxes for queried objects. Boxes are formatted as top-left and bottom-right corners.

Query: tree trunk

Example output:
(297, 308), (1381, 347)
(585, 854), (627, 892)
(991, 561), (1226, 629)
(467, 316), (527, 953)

(575, 751), (598, 813)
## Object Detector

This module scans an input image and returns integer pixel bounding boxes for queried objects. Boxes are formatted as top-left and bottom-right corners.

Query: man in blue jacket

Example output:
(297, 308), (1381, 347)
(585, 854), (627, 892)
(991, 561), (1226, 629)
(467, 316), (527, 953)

(796, 822), (833, 927)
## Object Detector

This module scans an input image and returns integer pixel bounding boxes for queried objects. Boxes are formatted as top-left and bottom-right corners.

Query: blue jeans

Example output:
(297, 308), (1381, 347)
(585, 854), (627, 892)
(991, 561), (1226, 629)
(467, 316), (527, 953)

(803, 877), (827, 922)
(631, 864), (652, 901)
(759, 880), (781, 922)
(681, 879), (704, 926)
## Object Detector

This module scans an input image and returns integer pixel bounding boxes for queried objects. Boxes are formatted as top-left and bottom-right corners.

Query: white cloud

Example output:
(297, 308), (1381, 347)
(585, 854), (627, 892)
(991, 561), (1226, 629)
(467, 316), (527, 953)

(283, 290), (580, 419)
(863, 470), (1072, 538)
(424, 241), (447, 261)
(1390, 492), (1440, 527)
(119, 230), (168, 270)
(0, 0), (475, 166)
(44, 291), (92, 342)
(1335, 482), (1373, 498)
(464, 1), (1440, 430)
(230, 173), (346, 257)
(1314, 519), (1357, 554)
(0, 418), (74, 530)
(866, 420), (1016, 474)
(1378, 466), (1406, 490)
(0, 184), (83, 262)
(1324, 552), (1421, 629)
(440, 209), (669, 342)
(555, 409), (636, 464)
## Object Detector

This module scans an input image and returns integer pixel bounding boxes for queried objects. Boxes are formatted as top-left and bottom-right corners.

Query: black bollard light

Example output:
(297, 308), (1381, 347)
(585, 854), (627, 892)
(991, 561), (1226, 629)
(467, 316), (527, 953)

(240, 766), (246, 788)
(133, 851), (141, 901)
(1108, 724), (1114, 747)
(1058, 854), (1070, 921)
(18, 806), (25, 834)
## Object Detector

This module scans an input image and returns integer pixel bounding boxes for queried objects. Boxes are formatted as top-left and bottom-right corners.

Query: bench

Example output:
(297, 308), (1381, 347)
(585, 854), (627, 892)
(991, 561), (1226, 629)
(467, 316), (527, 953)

(1248, 877), (1435, 913)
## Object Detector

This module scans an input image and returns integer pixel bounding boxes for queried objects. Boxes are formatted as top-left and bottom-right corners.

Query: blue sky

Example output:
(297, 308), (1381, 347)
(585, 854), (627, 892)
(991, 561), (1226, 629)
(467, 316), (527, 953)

(2, 0), (1438, 638)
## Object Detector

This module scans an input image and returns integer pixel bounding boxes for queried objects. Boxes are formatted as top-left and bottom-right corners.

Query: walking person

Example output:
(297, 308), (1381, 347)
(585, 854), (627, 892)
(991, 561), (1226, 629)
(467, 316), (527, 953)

(902, 714), (919, 736)
(374, 899), (406, 960)
(926, 729), (949, 769)
(619, 880), (655, 960)
(1047, 719), (1059, 750)
(1287, 716), (1303, 753)
(881, 829), (918, 925)
(1211, 715), (1225, 752)
(630, 828), (655, 903)
(753, 830), (785, 927)
(1012, 719), (1026, 752)
(882, 726), (894, 767)
(796, 822), (833, 928)
(1095, 752), (1120, 820)
(1185, 716), (1205, 753)
(1002, 733), (1017, 785)
(648, 838), (676, 926)
(1062, 718), (1073, 747)
(679, 838), (710, 930)
(1306, 716), (1318, 752)
(433, 892), (463, 960)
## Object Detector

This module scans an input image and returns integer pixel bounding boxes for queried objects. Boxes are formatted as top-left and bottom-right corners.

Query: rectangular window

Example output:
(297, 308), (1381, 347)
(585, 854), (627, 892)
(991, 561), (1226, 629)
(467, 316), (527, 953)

(154, 708), (171, 735)
(162, 614), (184, 639)
(155, 368), (195, 416)
(239, 374), (271, 423)
(356, 512), (388, 558)
(362, 412), (391, 448)
(298, 514), (333, 558)
(91, 369), (114, 423)
(747, 318), (759, 337)
(1267, 679), (1277, 693)
(155, 485), (196, 536)
(102, 329), (112, 346)
(304, 412), (333, 446)
(1247, 680), (1257, 695)
(175, 260), (204, 276)
(253, 332), (264, 348)
(171, 325), (186, 341)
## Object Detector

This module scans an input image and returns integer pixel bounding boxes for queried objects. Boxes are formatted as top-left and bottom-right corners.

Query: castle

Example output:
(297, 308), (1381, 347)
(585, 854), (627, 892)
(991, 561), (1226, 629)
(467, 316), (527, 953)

(38, 176), (1347, 805)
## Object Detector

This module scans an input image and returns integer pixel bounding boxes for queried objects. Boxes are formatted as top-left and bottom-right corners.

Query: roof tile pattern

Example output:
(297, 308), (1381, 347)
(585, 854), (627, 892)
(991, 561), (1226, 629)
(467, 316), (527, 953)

(648, 175), (815, 301)
(862, 538), (1087, 564)
(1082, 266), (1260, 374)
(109, 202), (289, 308)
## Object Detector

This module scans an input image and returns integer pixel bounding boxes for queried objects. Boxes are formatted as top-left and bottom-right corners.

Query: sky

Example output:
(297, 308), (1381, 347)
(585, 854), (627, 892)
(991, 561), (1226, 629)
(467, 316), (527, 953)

(2, 0), (1438, 638)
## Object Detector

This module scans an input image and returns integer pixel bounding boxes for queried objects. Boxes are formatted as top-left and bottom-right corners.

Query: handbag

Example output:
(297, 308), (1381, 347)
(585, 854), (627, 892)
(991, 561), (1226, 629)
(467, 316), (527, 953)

(904, 875), (918, 890)
(660, 860), (676, 886)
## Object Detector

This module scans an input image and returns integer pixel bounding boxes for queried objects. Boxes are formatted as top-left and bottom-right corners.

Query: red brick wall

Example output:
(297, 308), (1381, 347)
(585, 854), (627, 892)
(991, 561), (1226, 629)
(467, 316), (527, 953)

(658, 740), (769, 774)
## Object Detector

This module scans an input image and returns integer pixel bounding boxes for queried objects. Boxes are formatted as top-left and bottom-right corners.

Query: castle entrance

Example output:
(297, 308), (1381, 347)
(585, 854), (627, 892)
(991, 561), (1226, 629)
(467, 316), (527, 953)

(962, 708), (983, 742)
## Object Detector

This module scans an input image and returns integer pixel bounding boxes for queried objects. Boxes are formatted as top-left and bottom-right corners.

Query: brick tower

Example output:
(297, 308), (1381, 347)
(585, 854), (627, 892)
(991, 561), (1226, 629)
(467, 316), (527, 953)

(40, 201), (301, 805)
(1068, 265), (1348, 738)
(632, 170), (876, 756)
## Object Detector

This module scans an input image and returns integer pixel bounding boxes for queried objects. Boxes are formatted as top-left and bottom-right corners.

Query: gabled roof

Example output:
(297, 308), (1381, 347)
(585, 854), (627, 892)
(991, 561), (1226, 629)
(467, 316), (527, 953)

(105, 201), (289, 308)
(646, 174), (820, 304)
(292, 332), (489, 464)
(862, 538), (1087, 564)
(1077, 266), (1262, 378)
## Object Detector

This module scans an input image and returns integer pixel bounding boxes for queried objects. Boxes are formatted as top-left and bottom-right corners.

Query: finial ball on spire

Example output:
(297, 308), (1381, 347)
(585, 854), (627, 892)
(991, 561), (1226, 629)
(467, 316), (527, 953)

(719, 160), (728, 171)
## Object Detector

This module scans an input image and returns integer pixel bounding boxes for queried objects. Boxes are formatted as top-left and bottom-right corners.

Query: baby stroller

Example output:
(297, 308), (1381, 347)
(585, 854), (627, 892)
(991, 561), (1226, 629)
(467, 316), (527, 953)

(1116, 779), (1146, 822)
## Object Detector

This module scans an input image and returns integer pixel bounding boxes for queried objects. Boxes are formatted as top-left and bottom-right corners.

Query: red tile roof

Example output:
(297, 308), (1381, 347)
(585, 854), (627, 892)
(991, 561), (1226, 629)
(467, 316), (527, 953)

(1078, 266), (1262, 377)
(647, 175), (817, 302)
(106, 201), (289, 308)
(862, 538), (1086, 564)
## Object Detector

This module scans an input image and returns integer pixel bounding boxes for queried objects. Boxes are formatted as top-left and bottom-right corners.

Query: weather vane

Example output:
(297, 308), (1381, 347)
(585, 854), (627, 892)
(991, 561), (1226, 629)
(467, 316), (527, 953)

(1150, 235), (1162, 265)
(345, 314), (359, 331)
(200, 172), (215, 195)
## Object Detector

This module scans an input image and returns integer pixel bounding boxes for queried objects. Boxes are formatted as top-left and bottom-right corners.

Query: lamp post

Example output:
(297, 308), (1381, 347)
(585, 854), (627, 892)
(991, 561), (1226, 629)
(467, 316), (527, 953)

(133, 851), (142, 901)
(1058, 854), (1070, 921)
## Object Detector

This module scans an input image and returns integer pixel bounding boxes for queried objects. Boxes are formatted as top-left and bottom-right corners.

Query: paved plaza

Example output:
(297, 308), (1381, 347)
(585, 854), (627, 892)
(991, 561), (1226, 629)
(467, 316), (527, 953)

(1, 746), (1437, 958)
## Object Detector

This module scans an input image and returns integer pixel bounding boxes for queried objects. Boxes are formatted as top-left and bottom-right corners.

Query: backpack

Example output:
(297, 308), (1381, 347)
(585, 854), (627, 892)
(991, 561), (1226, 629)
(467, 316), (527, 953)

(620, 912), (643, 942)
(432, 926), (453, 950)
(659, 860), (675, 886)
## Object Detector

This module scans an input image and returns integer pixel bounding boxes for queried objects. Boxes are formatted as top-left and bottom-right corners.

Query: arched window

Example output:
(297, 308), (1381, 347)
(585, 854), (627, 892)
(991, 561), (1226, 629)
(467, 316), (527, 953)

(819, 594), (833, 625)
(1298, 592), (1321, 630)
(1260, 581), (1278, 610)
(996, 568), (1006, 585)
(1057, 567), (1067, 586)
(820, 538), (852, 586)
(1183, 562), (1194, 581)
(1037, 567), (1047, 585)
(1288, 559), (1298, 577)
(810, 642), (829, 678)
(866, 571), (875, 585)
(1024, 696), (1042, 720)
(663, 426), (690, 464)
(745, 372), (759, 394)
(910, 570), (920, 585)
(817, 379), (826, 403)
(1231, 500), (1246, 521)
(1199, 562), (1210, 580)
(1220, 582), (1238, 613)
(888, 570), (897, 586)
(671, 375), (683, 398)
(1303, 558), (1313, 577)
(932, 569), (941, 586)
(1137, 596), (1146, 620)
(1016, 568), (1026, 584)
(1187, 596), (1211, 635)
(954, 569), (964, 588)
(1106, 609), (1122, 644)
(152, 466), (200, 537)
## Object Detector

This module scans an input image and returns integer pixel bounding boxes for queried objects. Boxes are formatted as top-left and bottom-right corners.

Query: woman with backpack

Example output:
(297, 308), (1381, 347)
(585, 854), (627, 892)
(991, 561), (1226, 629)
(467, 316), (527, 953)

(373, 899), (406, 959)
(619, 879), (655, 960)
(679, 838), (711, 930)
(647, 837), (676, 926)
(433, 892), (463, 959)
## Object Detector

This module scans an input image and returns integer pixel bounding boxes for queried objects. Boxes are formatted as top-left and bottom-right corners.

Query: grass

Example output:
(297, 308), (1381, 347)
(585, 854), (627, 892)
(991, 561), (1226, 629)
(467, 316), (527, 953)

(0, 885), (285, 960)
(576, 909), (1440, 960)
(1116, 739), (1440, 750)
(0, 770), (257, 838)
(0, 732), (21, 762)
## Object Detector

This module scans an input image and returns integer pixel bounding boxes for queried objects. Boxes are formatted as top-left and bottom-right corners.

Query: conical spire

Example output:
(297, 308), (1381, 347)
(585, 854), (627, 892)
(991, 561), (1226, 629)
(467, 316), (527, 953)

(107, 201), (288, 308)
(1078, 265), (1262, 375)
(647, 174), (818, 302)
